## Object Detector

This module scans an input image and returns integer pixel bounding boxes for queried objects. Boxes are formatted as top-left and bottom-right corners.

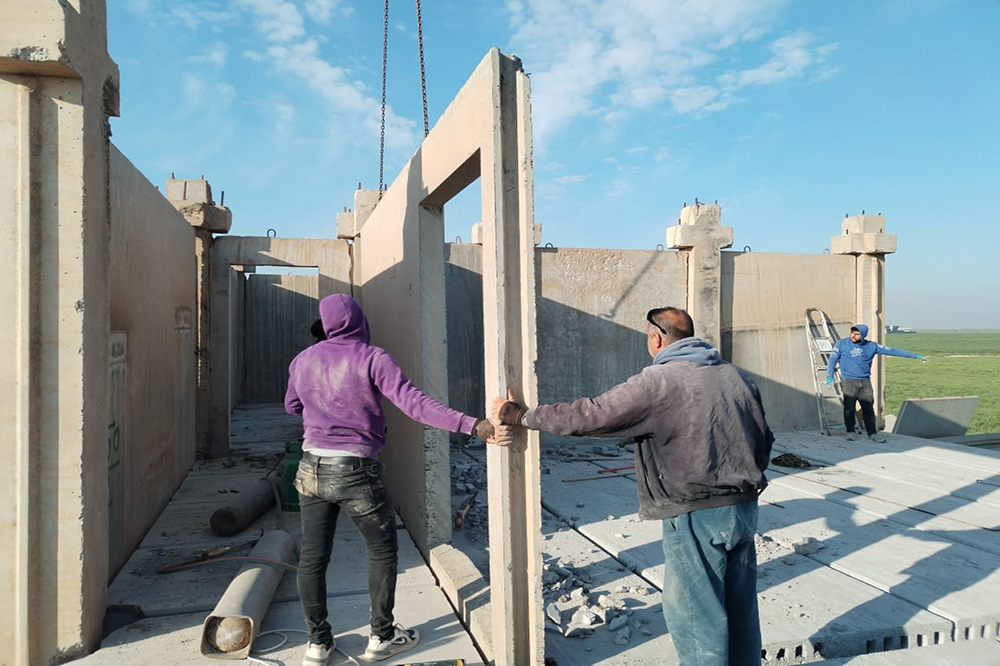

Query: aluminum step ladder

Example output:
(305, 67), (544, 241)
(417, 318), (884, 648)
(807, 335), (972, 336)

(805, 307), (845, 435)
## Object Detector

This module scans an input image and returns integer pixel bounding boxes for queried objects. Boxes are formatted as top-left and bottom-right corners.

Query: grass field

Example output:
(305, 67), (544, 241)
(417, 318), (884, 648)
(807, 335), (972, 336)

(884, 330), (1000, 435)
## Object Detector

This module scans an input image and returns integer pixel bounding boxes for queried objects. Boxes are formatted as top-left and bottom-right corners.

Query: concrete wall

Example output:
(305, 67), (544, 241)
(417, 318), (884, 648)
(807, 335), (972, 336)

(446, 245), (860, 434)
(537, 247), (687, 404)
(1, 2), (120, 661)
(208, 237), (351, 456)
(243, 273), (320, 403)
(721, 251), (856, 431)
(108, 146), (197, 576)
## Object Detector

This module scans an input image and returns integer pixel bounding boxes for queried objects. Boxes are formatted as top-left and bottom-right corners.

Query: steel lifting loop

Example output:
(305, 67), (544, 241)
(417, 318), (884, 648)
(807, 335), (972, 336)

(545, 242), (554, 248)
(655, 243), (664, 251)
(266, 229), (277, 238)
(743, 245), (751, 252)
(455, 236), (462, 243)
(823, 248), (831, 255)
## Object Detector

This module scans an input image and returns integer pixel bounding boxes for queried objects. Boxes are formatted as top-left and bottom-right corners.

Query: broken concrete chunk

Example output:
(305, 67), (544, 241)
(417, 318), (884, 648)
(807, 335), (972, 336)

(793, 537), (824, 555)
(613, 626), (632, 645)
(546, 602), (562, 626)
(608, 614), (629, 632)
(570, 607), (602, 627)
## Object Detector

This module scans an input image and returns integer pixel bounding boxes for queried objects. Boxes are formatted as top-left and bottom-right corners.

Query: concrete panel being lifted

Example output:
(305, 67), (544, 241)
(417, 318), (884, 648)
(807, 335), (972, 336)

(892, 397), (979, 439)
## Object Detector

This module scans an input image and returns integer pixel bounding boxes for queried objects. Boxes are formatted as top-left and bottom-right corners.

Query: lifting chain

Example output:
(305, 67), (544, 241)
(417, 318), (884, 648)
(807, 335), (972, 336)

(416, 0), (429, 137)
(378, 0), (389, 199)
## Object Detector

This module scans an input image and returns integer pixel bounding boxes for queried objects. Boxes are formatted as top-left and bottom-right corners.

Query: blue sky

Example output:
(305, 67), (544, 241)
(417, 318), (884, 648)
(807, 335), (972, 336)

(108, 0), (999, 329)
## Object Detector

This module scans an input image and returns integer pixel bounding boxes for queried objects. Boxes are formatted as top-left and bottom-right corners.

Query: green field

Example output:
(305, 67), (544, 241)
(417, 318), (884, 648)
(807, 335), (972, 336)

(884, 330), (1000, 435)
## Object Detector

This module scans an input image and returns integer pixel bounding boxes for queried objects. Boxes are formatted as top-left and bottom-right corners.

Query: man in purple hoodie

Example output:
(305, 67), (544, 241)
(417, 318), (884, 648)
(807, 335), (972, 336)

(492, 307), (773, 666)
(286, 294), (498, 665)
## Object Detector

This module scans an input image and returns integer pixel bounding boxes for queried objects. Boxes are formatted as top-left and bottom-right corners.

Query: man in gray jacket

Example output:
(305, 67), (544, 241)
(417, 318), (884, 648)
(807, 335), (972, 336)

(493, 307), (773, 666)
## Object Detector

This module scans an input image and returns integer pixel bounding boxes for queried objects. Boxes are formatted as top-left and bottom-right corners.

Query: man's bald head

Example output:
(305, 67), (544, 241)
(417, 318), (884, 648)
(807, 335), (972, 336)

(647, 307), (694, 345)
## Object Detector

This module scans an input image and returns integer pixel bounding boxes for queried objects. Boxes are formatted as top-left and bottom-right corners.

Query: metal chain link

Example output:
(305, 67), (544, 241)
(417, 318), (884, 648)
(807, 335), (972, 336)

(416, 0), (429, 137)
(378, 0), (389, 199)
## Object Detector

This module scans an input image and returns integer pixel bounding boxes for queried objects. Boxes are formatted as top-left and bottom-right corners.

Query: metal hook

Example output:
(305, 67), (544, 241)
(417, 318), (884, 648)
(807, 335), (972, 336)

(655, 243), (664, 251)
(545, 242), (554, 248)
(266, 229), (277, 238)
(455, 236), (463, 243)
(823, 248), (831, 255)
(743, 245), (751, 252)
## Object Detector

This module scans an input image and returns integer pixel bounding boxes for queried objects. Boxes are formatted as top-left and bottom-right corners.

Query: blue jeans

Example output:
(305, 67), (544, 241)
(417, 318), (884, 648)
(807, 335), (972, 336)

(661, 501), (761, 666)
(295, 454), (398, 646)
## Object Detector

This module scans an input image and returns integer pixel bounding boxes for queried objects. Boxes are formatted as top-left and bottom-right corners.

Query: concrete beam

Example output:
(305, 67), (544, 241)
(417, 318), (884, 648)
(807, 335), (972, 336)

(166, 177), (232, 234)
(666, 201), (733, 348)
(471, 221), (541, 245)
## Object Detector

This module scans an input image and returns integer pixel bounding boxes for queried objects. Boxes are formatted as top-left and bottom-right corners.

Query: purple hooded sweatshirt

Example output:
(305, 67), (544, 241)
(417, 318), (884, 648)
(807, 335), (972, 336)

(285, 294), (477, 459)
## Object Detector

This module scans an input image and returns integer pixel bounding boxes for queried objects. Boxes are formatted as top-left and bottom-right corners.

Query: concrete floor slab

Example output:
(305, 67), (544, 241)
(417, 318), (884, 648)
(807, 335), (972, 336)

(108, 515), (434, 617)
(811, 636), (1000, 665)
(759, 473), (1000, 642)
(538, 456), (952, 662)
(769, 468), (1000, 555)
(78, 595), (483, 665)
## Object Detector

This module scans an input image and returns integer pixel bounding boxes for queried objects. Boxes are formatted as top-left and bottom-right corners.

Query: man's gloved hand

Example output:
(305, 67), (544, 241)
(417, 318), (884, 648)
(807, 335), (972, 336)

(491, 389), (527, 426)
(472, 419), (495, 442)
(491, 423), (515, 447)
(826, 377), (834, 386)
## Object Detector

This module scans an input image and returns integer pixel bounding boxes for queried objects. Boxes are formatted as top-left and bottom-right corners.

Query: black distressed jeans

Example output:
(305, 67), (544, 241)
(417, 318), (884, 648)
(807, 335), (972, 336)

(295, 453), (398, 646)
(841, 378), (877, 436)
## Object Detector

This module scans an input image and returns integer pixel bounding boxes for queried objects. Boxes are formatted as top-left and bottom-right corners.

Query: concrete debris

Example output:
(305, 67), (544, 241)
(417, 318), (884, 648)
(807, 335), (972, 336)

(570, 607), (602, 627)
(608, 614), (629, 632)
(546, 602), (562, 626)
(793, 537), (824, 555)
(613, 626), (632, 645)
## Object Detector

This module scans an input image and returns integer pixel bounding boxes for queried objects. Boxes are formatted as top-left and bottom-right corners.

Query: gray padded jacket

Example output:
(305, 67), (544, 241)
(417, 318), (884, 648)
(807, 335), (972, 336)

(524, 337), (773, 520)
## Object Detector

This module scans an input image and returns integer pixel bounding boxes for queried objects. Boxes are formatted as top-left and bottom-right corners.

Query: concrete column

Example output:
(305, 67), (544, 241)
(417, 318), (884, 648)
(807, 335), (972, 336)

(481, 53), (543, 666)
(666, 202), (733, 348)
(0, 2), (120, 663)
(166, 178), (232, 458)
(831, 214), (897, 427)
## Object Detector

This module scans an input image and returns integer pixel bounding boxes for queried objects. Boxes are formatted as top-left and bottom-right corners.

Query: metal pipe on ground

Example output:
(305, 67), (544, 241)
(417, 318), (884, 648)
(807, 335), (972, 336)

(200, 529), (296, 659)
(210, 477), (277, 536)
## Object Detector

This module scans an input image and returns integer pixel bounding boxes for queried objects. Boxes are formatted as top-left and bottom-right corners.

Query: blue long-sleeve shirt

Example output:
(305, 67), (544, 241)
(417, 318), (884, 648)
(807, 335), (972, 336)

(826, 324), (920, 380)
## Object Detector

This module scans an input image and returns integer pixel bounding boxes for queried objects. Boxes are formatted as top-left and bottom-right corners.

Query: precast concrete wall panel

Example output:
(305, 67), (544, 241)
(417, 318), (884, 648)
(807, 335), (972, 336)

(243, 273), (320, 403)
(537, 247), (687, 406)
(109, 145), (197, 577)
(721, 251), (856, 431)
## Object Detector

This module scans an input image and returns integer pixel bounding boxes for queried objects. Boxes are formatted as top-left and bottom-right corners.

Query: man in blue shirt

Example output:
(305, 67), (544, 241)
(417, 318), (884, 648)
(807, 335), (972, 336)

(826, 324), (925, 443)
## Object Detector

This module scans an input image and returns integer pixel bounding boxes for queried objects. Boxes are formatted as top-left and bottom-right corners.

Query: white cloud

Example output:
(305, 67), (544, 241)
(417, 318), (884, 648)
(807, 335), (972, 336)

(189, 43), (228, 66)
(303, 0), (343, 23)
(263, 39), (416, 150)
(235, 0), (305, 42)
(506, 0), (838, 142)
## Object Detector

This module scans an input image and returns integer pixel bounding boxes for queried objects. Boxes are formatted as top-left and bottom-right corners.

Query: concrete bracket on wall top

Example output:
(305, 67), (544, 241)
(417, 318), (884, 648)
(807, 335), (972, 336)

(166, 178), (232, 234)
(666, 202), (734, 250)
(830, 214), (897, 255)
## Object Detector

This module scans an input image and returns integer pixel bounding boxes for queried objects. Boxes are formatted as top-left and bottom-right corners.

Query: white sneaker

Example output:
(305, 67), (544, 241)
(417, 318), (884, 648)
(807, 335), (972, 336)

(363, 624), (420, 662)
(869, 434), (887, 444)
(302, 640), (334, 666)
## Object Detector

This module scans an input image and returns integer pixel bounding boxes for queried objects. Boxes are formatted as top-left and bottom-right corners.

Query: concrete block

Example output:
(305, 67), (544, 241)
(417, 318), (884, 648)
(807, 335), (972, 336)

(165, 178), (212, 204)
(830, 232), (897, 255)
(336, 211), (355, 238)
(353, 189), (381, 233)
(666, 224), (733, 249)
(892, 397), (979, 438)
(679, 202), (722, 227)
(171, 202), (232, 233)
(842, 214), (885, 235)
